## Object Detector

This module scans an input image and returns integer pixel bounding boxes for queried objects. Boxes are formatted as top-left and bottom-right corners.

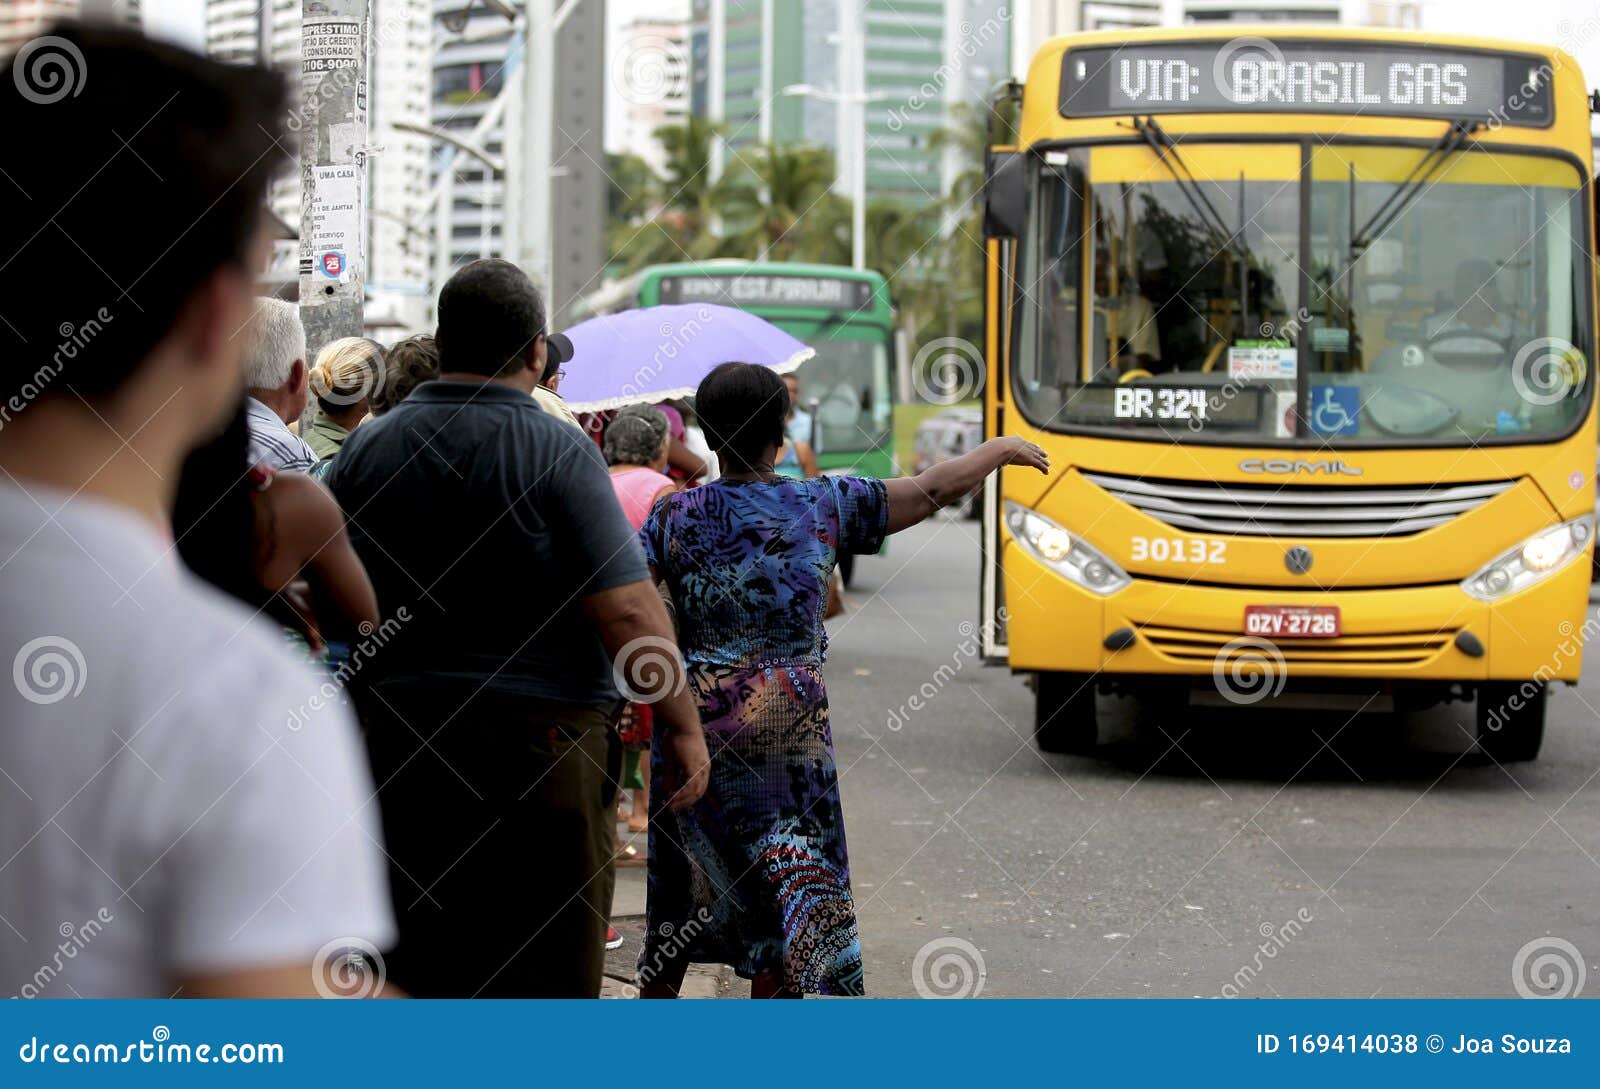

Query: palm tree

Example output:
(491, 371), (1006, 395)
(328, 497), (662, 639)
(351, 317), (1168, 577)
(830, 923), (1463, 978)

(720, 143), (850, 263)
(605, 151), (659, 224)
(609, 117), (734, 271)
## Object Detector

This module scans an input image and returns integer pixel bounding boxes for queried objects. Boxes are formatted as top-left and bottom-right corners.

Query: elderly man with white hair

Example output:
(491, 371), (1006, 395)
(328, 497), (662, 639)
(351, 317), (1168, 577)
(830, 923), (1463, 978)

(243, 297), (319, 471)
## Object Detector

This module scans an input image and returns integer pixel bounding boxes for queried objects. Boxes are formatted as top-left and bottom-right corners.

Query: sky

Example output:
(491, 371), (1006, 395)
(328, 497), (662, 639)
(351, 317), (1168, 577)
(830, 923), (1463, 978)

(136, 1), (1600, 116)
(1420, 0), (1600, 89)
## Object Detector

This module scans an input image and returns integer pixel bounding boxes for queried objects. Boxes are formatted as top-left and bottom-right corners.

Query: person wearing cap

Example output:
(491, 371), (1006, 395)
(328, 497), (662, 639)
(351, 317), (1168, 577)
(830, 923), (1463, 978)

(535, 332), (584, 430)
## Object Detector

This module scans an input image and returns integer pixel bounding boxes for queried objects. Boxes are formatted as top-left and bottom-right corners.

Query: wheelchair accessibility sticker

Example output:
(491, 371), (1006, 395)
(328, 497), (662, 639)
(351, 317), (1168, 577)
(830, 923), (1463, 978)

(1309, 385), (1360, 436)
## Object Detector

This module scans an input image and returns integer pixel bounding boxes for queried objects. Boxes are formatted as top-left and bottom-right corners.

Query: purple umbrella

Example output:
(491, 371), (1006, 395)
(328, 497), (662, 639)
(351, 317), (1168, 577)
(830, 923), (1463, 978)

(548, 304), (813, 413)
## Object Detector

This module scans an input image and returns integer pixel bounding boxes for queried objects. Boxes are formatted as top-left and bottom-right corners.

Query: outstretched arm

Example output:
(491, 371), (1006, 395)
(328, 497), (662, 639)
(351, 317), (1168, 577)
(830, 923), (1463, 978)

(884, 436), (1049, 534)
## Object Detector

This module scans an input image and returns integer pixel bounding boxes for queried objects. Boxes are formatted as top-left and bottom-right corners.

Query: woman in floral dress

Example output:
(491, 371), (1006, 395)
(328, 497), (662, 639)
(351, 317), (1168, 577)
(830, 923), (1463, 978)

(637, 363), (1049, 997)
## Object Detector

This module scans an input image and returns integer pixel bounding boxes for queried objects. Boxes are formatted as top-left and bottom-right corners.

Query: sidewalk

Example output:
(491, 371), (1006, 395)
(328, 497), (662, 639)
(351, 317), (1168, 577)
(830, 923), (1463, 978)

(601, 831), (740, 999)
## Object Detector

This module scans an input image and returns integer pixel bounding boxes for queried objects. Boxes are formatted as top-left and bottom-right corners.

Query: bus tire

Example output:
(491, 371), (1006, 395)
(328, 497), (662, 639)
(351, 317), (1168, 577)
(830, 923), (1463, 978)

(838, 551), (855, 589)
(1035, 671), (1098, 754)
(1476, 681), (1546, 763)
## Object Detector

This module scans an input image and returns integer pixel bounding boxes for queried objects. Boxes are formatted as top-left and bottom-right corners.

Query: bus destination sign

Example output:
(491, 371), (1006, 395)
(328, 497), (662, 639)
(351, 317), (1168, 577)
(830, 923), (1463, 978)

(657, 274), (875, 311)
(1060, 41), (1552, 126)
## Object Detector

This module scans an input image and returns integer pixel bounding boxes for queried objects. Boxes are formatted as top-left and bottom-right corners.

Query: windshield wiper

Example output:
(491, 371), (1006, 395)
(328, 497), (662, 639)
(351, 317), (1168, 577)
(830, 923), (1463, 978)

(1350, 119), (1480, 253)
(1132, 116), (1238, 250)
(1133, 115), (1254, 332)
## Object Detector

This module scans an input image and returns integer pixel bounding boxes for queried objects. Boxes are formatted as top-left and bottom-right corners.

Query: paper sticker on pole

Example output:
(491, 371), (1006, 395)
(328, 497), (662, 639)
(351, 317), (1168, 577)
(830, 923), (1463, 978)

(311, 164), (360, 284)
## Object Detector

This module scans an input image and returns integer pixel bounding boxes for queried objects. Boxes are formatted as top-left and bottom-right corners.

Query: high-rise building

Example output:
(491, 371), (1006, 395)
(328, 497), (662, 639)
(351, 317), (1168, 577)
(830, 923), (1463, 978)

(204, 0), (432, 332)
(692, 0), (1010, 208)
(430, 1), (513, 280)
(203, 1), (300, 292)
(367, 0), (434, 332)
(609, 13), (692, 176)
(1, 0), (140, 55)
(430, 1), (607, 326)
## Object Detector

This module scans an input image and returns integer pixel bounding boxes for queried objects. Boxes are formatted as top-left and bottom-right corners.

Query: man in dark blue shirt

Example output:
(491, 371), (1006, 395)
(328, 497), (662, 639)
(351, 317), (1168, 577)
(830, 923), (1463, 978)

(328, 259), (708, 997)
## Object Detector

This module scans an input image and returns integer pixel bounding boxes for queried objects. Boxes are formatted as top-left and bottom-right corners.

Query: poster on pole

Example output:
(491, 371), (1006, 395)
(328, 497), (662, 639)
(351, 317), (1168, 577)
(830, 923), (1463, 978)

(310, 165), (361, 284)
(298, 12), (367, 288)
(301, 18), (361, 97)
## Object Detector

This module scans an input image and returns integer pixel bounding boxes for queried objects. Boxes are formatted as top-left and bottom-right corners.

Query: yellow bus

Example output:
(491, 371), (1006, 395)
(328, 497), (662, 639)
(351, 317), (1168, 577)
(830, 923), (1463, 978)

(981, 28), (1595, 762)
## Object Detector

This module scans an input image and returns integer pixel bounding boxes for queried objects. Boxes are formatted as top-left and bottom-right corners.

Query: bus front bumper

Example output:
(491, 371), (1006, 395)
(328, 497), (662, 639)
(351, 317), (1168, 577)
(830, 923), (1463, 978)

(1003, 547), (1593, 684)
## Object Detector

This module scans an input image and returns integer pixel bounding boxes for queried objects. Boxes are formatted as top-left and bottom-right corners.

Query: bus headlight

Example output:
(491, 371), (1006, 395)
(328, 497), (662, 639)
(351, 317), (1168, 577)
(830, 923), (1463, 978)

(1005, 501), (1130, 595)
(1463, 516), (1593, 602)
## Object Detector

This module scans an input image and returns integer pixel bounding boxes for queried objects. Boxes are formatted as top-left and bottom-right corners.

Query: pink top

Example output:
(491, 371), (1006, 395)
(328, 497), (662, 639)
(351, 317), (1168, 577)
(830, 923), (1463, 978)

(610, 466), (675, 530)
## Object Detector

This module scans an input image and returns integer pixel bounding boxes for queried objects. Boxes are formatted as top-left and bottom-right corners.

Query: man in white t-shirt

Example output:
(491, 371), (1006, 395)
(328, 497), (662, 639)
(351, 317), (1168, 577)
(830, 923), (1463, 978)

(0, 25), (393, 999)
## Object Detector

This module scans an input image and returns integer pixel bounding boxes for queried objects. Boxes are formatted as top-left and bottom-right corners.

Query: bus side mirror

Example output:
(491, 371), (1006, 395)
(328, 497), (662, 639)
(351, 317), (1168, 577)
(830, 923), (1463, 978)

(984, 150), (1025, 239)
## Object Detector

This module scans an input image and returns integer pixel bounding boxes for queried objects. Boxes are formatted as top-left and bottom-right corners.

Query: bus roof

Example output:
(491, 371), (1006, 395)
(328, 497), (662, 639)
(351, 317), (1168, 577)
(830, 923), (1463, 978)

(1021, 24), (1588, 152)
(1032, 24), (1570, 65)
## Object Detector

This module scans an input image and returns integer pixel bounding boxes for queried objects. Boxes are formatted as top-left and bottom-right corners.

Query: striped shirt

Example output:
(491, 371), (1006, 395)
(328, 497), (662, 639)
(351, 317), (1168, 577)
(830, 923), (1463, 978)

(244, 396), (318, 472)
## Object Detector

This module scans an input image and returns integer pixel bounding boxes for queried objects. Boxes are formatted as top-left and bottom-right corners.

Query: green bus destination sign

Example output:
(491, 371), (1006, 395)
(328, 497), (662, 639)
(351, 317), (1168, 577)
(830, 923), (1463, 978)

(1060, 41), (1553, 126)
(657, 274), (876, 311)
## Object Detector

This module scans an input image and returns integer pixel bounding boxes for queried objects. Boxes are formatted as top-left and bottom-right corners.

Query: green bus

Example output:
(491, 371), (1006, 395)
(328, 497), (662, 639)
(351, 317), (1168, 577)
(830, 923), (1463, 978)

(579, 261), (897, 583)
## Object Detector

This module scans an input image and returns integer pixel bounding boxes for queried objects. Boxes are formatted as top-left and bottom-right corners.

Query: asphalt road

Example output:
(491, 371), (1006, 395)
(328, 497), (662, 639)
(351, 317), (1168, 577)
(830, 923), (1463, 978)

(825, 512), (1600, 999)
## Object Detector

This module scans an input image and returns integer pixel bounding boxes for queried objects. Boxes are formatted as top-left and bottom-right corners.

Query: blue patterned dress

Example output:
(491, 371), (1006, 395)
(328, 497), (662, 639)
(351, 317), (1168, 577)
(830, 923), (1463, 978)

(638, 475), (889, 995)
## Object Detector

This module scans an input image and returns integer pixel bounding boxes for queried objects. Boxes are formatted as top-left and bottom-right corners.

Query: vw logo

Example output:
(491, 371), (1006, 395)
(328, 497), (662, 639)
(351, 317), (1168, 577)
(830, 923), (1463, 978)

(1285, 546), (1314, 575)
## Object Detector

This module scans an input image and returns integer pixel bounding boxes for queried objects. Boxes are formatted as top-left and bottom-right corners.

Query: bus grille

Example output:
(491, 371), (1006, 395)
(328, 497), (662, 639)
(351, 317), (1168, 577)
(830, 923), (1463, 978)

(1082, 472), (1513, 538)
(1139, 624), (1456, 667)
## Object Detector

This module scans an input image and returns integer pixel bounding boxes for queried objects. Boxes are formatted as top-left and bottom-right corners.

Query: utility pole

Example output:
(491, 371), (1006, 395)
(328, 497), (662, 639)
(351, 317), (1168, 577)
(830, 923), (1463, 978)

(514, 0), (556, 299)
(298, 1), (370, 362)
(838, 0), (866, 270)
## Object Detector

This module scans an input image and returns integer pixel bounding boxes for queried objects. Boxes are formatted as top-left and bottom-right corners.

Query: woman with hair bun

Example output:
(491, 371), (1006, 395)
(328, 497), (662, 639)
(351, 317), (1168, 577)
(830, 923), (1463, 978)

(306, 336), (386, 465)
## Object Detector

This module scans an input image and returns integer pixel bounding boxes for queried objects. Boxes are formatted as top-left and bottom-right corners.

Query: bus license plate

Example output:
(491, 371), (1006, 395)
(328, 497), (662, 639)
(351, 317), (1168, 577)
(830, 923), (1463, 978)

(1243, 605), (1340, 638)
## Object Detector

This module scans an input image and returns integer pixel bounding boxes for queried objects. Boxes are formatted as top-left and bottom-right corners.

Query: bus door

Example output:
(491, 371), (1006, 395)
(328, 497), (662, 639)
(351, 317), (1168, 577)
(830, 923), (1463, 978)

(982, 141), (1026, 661)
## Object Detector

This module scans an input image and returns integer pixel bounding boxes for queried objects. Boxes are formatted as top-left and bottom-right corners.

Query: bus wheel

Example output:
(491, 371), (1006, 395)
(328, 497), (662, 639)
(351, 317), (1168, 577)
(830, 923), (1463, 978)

(1475, 681), (1546, 763)
(1034, 671), (1098, 754)
(838, 551), (855, 589)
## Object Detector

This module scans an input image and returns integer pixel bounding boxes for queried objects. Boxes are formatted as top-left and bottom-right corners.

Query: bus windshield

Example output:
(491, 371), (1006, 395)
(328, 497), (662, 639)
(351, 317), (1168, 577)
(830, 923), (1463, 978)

(789, 334), (892, 454)
(1013, 142), (1590, 446)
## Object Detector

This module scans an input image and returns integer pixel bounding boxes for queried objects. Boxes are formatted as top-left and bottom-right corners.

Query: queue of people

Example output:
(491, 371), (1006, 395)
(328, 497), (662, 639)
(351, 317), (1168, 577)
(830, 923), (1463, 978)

(0, 24), (1050, 1000)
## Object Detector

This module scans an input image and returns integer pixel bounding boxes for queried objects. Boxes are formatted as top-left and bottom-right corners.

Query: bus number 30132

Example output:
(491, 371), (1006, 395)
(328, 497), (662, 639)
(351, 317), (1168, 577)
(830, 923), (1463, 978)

(1130, 536), (1227, 564)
